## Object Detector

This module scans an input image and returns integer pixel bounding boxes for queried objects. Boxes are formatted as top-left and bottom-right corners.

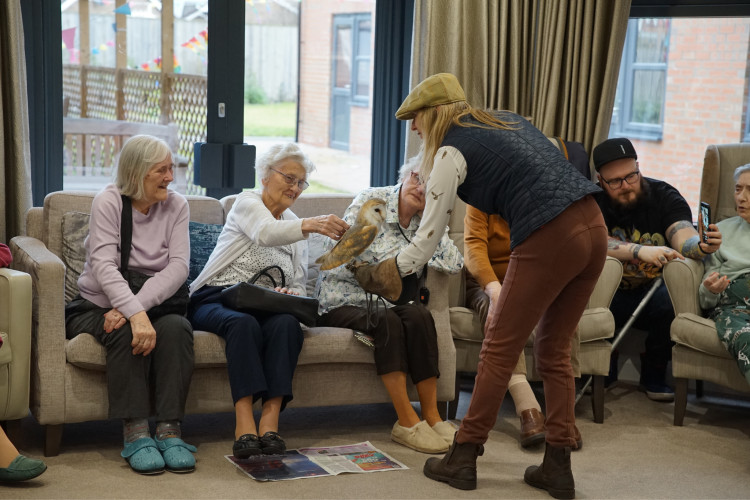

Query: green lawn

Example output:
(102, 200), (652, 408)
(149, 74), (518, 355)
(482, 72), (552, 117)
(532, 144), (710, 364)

(243, 102), (296, 137)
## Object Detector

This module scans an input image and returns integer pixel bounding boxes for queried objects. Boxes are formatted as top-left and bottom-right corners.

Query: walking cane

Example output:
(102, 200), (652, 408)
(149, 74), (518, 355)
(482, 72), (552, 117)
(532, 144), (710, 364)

(575, 277), (664, 404)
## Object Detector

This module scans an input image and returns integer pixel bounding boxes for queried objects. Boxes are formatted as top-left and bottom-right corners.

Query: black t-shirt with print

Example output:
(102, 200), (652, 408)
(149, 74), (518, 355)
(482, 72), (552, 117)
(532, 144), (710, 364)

(594, 177), (693, 289)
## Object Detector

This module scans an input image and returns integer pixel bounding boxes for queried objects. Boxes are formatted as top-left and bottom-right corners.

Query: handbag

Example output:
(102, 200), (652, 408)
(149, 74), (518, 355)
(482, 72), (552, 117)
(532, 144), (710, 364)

(220, 265), (319, 326)
(120, 195), (189, 319)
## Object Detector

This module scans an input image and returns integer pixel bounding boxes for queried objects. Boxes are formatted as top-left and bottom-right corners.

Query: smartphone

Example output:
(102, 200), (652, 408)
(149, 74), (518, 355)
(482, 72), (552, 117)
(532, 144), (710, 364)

(699, 202), (711, 244)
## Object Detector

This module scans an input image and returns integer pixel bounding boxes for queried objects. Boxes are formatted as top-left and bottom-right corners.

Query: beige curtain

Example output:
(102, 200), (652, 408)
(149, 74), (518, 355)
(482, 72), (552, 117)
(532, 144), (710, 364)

(409, 0), (631, 160)
(0, 0), (33, 242)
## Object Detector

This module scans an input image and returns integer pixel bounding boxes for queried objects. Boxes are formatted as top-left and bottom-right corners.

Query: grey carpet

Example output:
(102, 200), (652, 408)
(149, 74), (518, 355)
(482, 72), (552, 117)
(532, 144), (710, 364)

(2, 380), (748, 499)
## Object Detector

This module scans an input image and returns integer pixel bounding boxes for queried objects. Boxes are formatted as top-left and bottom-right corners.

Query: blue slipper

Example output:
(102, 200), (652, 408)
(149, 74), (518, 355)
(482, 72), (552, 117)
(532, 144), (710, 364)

(121, 437), (165, 475)
(0, 455), (47, 482)
(155, 437), (197, 473)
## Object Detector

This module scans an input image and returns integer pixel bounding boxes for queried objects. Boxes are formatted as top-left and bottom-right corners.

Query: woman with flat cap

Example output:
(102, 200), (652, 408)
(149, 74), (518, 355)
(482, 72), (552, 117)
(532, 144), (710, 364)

(350, 73), (606, 499)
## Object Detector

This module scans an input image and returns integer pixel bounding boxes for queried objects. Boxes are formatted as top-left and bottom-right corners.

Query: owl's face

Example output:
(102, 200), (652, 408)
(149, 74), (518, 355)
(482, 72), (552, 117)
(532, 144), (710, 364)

(359, 199), (387, 226)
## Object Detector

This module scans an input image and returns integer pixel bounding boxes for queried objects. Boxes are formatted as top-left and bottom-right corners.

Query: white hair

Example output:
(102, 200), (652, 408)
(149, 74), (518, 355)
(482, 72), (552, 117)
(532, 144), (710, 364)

(255, 143), (316, 181)
(398, 152), (423, 183)
(734, 163), (750, 183)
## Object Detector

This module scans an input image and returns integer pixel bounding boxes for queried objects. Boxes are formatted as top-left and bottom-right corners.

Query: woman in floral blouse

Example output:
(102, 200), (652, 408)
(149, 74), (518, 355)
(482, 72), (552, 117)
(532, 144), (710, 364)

(316, 154), (463, 454)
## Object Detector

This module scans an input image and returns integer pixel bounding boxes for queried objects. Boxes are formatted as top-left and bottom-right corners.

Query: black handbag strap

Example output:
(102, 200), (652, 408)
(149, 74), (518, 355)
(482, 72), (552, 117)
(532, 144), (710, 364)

(249, 265), (286, 289)
(120, 194), (133, 273)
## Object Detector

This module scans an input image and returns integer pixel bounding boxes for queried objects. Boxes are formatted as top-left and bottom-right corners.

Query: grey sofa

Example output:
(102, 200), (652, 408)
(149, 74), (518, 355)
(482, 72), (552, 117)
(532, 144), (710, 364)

(10, 190), (456, 456)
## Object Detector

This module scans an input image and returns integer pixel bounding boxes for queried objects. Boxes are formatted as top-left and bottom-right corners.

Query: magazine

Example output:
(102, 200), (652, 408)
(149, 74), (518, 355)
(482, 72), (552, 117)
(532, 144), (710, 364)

(225, 441), (408, 481)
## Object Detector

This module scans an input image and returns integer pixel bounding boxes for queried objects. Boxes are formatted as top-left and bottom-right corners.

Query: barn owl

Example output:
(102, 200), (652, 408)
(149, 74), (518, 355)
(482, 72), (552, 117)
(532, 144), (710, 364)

(316, 198), (387, 271)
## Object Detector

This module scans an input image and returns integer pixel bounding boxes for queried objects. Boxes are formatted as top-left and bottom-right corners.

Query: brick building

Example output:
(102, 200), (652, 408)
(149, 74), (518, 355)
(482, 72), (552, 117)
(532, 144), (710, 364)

(298, 0), (376, 157)
(627, 17), (750, 217)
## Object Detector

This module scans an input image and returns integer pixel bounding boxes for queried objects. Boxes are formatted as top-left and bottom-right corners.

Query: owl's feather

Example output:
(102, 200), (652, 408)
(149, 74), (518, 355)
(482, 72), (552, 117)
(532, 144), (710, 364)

(316, 198), (386, 271)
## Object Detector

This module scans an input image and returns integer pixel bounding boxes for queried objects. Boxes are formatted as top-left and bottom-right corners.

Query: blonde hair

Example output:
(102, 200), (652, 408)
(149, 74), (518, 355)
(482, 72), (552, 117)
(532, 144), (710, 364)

(417, 102), (519, 180)
(115, 135), (173, 200)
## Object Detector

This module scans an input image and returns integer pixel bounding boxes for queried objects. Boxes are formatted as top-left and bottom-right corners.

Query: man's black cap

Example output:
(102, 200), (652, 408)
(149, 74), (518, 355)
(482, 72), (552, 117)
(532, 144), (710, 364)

(593, 138), (638, 171)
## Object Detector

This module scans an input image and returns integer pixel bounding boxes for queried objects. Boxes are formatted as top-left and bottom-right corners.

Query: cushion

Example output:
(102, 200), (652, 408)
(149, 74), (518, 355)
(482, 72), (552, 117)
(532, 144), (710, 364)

(306, 232), (329, 297)
(61, 211), (91, 304)
(671, 312), (732, 358)
(188, 221), (223, 284)
(449, 306), (483, 342)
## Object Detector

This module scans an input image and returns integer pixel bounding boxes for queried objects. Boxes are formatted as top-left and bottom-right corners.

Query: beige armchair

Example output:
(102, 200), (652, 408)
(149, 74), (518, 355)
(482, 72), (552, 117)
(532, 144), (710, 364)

(446, 198), (622, 423)
(664, 143), (750, 426)
(0, 268), (32, 423)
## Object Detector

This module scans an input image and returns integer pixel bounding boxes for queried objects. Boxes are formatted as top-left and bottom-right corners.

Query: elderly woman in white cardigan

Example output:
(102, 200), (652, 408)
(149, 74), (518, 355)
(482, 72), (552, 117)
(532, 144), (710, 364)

(188, 143), (347, 459)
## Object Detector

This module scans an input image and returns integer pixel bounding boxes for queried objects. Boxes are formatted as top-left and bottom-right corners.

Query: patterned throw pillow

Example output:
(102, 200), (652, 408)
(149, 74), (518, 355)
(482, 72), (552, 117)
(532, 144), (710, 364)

(188, 221), (223, 284)
(61, 211), (91, 303)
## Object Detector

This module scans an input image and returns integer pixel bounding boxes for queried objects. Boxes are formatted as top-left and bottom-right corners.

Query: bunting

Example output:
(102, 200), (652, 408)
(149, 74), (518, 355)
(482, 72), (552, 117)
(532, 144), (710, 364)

(114, 3), (132, 15)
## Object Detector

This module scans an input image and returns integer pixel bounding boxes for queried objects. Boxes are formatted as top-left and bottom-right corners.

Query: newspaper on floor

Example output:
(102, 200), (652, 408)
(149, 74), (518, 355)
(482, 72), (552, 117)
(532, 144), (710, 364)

(225, 441), (408, 481)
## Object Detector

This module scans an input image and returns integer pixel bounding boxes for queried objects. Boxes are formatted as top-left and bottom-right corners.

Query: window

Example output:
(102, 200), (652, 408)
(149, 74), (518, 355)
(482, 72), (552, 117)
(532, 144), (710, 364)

(610, 18), (671, 141)
(608, 16), (750, 219)
(61, 0), (207, 194)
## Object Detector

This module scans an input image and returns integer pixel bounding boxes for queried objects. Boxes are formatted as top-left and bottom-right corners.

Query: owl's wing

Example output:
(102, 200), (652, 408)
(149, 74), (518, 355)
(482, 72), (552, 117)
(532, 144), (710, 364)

(316, 224), (379, 271)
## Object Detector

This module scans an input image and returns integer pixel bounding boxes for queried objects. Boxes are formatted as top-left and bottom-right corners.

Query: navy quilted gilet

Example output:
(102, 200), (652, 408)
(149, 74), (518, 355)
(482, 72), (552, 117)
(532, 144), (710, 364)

(441, 112), (600, 249)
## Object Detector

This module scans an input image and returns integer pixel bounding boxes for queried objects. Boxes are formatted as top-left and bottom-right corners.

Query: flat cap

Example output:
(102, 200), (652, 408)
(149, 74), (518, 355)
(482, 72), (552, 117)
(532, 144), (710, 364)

(395, 73), (467, 120)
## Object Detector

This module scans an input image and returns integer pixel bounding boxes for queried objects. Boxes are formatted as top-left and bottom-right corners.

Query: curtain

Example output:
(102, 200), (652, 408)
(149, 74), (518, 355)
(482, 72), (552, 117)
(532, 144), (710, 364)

(409, 0), (631, 162)
(0, 0), (32, 242)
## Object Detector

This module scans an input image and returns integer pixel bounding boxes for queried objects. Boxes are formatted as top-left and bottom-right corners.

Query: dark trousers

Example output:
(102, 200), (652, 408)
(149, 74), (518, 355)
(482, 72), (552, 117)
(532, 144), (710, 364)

(320, 303), (439, 383)
(458, 196), (608, 448)
(189, 286), (303, 409)
(65, 300), (194, 421)
(609, 281), (674, 379)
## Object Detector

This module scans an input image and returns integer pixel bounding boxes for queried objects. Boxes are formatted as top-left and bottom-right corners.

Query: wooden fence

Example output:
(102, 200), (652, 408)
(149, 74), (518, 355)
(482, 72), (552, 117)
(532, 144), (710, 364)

(63, 65), (207, 194)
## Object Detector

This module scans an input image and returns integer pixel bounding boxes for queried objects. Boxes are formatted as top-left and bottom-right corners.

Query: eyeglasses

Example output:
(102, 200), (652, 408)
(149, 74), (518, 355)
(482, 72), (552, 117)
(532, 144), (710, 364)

(600, 170), (640, 189)
(408, 171), (424, 186)
(269, 167), (309, 191)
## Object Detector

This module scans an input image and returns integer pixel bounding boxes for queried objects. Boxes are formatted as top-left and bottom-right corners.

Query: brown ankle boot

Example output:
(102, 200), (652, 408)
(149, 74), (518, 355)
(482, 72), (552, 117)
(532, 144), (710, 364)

(524, 443), (575, 499)
(423, 436), (484, 490)
(519, 408), (546, 448)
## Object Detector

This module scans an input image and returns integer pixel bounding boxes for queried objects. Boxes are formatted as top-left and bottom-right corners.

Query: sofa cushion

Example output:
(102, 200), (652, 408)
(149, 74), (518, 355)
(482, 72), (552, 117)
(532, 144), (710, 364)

(671, 312), (732, 358)
(66, 326), (376, 371)
(297, 326), (376, 365)
(188, 221), (223, 284)
(450, 306), (483, 342)
(61, 211), (91, 304)
(577, 307), (615, 343)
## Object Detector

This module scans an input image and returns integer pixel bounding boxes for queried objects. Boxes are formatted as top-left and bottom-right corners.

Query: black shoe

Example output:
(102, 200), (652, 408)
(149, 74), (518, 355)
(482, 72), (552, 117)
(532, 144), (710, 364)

(423, 438), (484, 490)
(233, 434), (262, 459)
(524, 443), (575, 499)
(260, 431), (286, 456)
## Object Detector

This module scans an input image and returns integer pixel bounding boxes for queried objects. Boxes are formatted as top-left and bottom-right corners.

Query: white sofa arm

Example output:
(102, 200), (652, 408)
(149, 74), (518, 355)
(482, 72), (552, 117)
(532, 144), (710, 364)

(663, 258), (704, 316)
(9, 236), (68, 425)
(426, 269), (456, 402)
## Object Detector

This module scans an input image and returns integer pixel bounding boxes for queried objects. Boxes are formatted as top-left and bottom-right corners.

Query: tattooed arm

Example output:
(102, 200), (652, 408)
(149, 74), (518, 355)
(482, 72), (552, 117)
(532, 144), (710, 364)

(607, 236), (684, 268)
(666, 220), (722, 260)
(606, 237), (644, 262)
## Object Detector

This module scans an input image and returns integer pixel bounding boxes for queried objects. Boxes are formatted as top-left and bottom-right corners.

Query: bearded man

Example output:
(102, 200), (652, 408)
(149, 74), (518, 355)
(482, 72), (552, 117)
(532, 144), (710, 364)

(593, 138), (722, 401)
